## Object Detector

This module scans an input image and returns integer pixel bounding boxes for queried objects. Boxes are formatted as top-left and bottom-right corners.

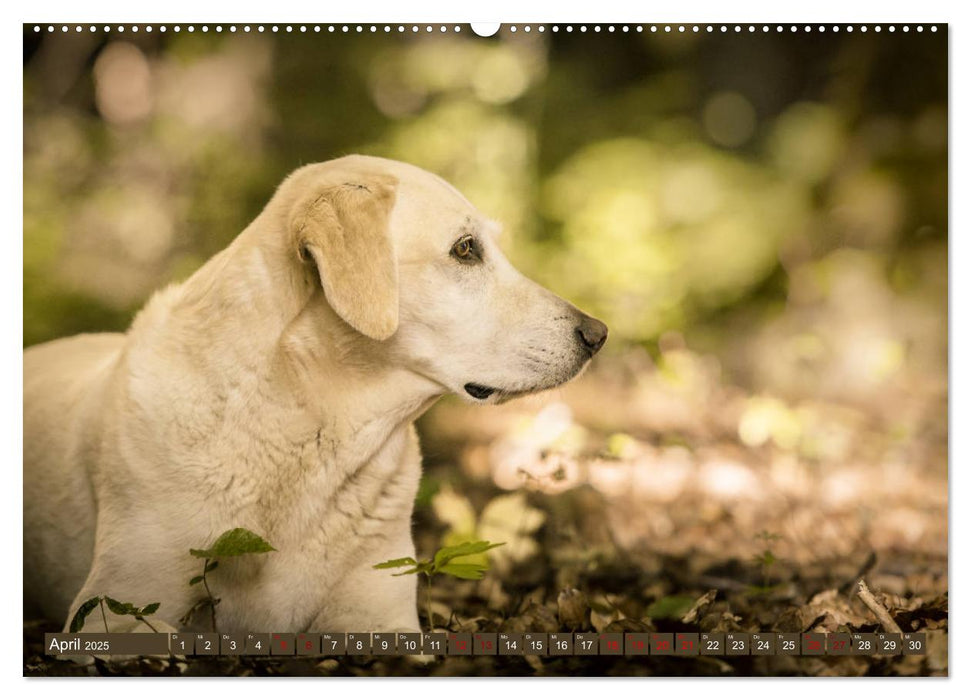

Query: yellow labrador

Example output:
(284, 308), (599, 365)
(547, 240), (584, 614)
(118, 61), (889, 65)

(23, 155), (607, 634)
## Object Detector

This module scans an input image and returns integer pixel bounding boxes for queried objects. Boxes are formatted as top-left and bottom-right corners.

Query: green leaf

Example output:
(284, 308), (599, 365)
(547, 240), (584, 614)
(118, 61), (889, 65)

(372, 557), (419, 570)
(759, 550), (776, 566)
(391, 567), (423, 577)
(205, 561), (219, 572)
(139, 602), (161, 616)
(190, 528), (276, 558)
(69, 596), (102, 633)
(189, 575), (204, 586)
(104, 597), (137, 616)
(436, 562), (488, 580)
(646, 595), (697, 620)
(433, 541), (505, 567)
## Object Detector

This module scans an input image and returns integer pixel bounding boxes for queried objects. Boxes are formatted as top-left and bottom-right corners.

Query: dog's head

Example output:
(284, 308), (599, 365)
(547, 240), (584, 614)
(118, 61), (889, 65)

(283, 155), (607, 404)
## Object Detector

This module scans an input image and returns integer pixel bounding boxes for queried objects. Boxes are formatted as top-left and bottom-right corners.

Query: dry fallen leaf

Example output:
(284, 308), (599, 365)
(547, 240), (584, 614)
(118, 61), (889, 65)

(557, 588), (589, 630)
(806, 588), (870, 630)
(681, 589), (718, 624)
(520, 601), (560, 632)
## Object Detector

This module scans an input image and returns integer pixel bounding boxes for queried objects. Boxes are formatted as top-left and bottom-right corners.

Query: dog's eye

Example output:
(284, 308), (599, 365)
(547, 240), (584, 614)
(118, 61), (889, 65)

(450, 235), (481, 264)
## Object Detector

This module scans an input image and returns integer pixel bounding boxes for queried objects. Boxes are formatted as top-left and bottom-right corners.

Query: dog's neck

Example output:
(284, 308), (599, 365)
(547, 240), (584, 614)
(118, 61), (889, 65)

(131, 237), (443, 483)
(272, 297), (444, 473)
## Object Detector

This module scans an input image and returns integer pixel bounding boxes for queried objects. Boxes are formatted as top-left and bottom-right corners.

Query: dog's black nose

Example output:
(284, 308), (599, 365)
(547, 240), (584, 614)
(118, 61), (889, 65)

(576, 315), (608, 355)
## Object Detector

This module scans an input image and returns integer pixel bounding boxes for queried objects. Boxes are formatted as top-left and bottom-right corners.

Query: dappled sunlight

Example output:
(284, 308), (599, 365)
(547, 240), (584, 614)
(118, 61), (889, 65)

(536, 137), (810, 339)
(24, 34), (274, 330)
(93, 42), (153, 127)
(419, 328), (946, 593)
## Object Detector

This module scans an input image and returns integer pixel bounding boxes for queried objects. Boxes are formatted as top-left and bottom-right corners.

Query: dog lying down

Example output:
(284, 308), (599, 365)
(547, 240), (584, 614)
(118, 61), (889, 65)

(23, 155), (607, 634)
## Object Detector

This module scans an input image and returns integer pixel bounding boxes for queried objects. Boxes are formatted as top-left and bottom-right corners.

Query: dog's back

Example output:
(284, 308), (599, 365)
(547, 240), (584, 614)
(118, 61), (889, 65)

(23, 333), (125, 622)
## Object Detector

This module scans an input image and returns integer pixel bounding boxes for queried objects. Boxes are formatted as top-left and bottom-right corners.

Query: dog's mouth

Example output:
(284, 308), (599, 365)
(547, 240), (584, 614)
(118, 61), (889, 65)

(463, 383), (497, 400)
(463, 383), (539, 403)
(464, 358), (594, 402)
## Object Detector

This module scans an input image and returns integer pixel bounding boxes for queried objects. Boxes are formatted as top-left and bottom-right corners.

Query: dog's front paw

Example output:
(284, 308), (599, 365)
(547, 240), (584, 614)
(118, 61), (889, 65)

(60, 653), (96, 668)
(406, 652), (437, 665)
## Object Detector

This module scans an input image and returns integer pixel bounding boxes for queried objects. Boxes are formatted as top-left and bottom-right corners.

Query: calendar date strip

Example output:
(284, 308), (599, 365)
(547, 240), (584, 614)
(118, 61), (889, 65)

(46, 631), (931, 657)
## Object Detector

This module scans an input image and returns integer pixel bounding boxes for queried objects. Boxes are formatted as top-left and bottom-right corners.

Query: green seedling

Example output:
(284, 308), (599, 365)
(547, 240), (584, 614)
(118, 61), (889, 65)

(750, 530), (784, 595)
(373, 540), (505, 630)
(70, 595), (161, 633)
(183, 527), (276, 632)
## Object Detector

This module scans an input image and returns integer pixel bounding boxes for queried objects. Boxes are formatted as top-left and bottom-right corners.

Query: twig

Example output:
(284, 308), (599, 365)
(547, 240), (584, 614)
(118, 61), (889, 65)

(424, 573), (434, 632)
(202, 558), (218, 632)
(856, 579), (902, 634)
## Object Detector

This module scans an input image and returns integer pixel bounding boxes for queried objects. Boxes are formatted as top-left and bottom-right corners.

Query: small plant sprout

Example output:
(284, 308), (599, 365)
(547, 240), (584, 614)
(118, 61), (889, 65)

(70, 596), (161, 633)
(373, 540), (505, 630)
(752, 530), (783, 594)
(183, 528), (275, 632)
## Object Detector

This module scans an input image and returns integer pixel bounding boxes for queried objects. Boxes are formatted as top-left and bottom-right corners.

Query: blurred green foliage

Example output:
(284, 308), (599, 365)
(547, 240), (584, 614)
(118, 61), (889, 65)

(23, 27), (947, 397)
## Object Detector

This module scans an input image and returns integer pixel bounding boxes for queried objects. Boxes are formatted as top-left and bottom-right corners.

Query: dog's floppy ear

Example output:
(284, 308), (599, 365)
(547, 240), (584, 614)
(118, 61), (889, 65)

(290, 175), (400, 340)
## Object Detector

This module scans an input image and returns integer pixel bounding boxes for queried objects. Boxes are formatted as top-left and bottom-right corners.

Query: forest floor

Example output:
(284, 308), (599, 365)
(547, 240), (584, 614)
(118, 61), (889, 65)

(24, 346), (948, 677)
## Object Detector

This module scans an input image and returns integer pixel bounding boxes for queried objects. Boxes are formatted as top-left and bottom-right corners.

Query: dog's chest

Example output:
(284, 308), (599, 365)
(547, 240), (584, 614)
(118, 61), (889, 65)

(281, 424), (421, 548)
(209, 425), (422, 631)
(123, 374), (425, 631)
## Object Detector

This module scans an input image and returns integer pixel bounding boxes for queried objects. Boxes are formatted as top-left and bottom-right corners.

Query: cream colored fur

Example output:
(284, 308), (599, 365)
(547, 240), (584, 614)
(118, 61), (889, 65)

(23, 155), (605, 634)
